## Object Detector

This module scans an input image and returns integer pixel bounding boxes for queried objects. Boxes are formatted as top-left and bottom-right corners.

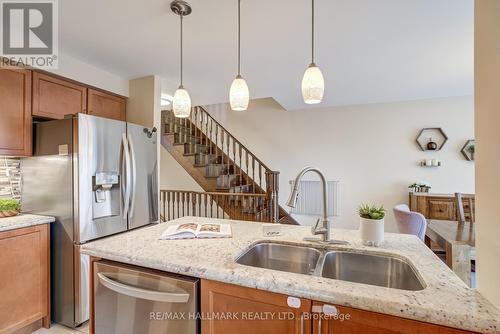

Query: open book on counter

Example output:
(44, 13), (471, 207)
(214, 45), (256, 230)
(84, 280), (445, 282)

(159, 222), (232, 240)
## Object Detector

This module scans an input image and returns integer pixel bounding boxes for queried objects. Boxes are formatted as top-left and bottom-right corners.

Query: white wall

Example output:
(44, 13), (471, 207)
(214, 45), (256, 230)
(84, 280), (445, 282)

(128, 76), (159, 128)
(160, 150), (204, 191)
(475, 0), (500, 310)
(198, 96), (475, 231)
(126, 75), (162, 221)
(47, 52), (129, 96)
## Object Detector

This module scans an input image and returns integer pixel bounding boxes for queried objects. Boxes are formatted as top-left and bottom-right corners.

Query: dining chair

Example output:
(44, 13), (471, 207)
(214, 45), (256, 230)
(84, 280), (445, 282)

(455, 193), (476, 272)
(455, 193), (475, 224)
(393, 204), (427, 241)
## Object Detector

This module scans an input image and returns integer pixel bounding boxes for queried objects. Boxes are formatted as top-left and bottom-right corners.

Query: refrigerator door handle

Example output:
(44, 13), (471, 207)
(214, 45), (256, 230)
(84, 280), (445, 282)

(121, 134), (132, 219)
(97, 273), (190, 303)
(128, 135), (137, 218)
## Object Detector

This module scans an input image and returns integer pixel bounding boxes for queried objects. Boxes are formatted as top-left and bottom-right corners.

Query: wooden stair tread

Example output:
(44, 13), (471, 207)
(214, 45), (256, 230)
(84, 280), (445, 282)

(161, 108), (299, 225)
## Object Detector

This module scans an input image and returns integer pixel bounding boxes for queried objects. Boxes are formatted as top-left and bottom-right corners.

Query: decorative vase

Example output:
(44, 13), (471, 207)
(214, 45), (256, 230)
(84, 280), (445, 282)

(359, 217), (384, 246)
(426, 138), (438, 151)
(0, 210), (20, 218)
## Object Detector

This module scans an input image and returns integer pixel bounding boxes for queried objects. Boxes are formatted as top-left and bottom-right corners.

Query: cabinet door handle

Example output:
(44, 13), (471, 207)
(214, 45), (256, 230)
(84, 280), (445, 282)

(97, 272), (189, 303)
(300, 313), (304, 334)
(318, 317), (322, 333)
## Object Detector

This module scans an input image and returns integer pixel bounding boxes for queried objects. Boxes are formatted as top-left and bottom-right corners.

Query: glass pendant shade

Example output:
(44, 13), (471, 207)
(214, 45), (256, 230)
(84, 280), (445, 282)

(172, 86), (192, 118)
(229, 75), (249, 111)
(301, 63), (324, 104)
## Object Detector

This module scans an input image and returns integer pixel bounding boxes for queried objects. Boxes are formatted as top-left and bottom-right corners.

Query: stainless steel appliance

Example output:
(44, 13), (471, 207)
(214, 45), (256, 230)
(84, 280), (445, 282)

(22, 113), (158, 328)
(94, 261), (199, 334)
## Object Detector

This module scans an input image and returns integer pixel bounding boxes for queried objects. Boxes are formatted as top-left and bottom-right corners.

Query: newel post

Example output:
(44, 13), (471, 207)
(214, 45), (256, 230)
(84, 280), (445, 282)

(266, 171), (280, 223)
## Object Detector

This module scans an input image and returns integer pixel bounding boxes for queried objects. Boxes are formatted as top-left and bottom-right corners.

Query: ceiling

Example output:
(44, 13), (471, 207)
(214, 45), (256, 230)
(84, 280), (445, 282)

(59, 0), (473, 110)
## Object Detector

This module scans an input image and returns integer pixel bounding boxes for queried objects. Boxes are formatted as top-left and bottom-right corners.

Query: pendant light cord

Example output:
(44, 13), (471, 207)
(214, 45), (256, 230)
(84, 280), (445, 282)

(311, 0), (315, 64)
(237, 0), (241, 76)
(180, 14), (184, 86)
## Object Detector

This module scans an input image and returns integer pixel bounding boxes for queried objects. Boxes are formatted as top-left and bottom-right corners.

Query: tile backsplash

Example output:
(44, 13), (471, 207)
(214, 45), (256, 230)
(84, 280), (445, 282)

(0, 157), (22, 201)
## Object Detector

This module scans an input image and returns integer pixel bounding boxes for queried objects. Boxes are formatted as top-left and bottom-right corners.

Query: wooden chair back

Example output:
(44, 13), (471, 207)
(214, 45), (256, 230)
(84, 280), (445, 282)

(455, 193), (475, 224)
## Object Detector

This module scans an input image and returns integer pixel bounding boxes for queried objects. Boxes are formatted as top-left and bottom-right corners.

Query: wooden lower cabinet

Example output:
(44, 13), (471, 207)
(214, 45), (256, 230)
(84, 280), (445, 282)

(201, 280), (477, 334)
(201, 279), (311, 334)
(409, 193), (457, 220)
(312, 301), (476, 334)
(0, 224), (50, 333)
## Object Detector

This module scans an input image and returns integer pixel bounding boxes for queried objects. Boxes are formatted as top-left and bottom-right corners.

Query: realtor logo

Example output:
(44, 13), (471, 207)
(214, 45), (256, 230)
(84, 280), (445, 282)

(1, 0), (58, 69)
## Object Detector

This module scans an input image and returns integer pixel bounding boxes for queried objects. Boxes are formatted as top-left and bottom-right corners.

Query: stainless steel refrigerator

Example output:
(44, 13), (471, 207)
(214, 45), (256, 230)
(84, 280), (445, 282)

(22, 113), (158, 328)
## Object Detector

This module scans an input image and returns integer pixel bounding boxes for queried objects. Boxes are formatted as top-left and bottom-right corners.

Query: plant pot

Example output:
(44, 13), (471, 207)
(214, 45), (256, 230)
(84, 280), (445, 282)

(0, 210), (20, 218)
(359, 217), (384, 246)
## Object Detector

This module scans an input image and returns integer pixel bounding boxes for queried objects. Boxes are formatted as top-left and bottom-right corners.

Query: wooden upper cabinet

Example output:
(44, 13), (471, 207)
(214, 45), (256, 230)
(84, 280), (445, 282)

(87, 88), (126, 121)
(32, 72), (87, 119)
(201, 279), (311, 334)
(0, 67), (32, 156)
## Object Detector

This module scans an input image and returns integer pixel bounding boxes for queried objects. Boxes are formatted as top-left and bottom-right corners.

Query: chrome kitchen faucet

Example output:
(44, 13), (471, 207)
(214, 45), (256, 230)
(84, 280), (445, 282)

(287, 166), (348, 245)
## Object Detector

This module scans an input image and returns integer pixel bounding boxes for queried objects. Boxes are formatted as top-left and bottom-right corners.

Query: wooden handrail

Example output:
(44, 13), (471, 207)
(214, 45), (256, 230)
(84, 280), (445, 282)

(161, 190), (267, 197)
(161, 106), (298, 224)
(196, 106), (272, 172)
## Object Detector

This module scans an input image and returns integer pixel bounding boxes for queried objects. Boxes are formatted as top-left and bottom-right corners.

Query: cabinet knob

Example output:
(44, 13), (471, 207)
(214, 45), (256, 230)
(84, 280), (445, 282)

(286, 296), (301, 309)
(312, 304), (339, 315)
(323, 304), (338, 315)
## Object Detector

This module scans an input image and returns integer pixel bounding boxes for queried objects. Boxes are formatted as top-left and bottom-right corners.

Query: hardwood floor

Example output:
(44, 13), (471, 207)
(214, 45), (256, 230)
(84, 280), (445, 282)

(33, 322), (89, 334)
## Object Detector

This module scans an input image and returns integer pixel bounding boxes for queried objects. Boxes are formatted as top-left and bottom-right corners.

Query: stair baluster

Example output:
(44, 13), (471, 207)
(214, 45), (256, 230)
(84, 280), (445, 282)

(238, 145), (243, 192)
(160, 107), (298, 224)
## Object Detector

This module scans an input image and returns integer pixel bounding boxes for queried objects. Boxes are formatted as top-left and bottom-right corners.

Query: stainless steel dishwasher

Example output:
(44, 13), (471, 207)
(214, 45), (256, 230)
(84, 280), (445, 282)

(94, 260), (199, 334)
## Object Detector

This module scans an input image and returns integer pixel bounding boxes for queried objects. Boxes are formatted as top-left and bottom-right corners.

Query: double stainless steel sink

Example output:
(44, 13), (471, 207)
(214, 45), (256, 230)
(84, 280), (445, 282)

(235, 242), (425, 291)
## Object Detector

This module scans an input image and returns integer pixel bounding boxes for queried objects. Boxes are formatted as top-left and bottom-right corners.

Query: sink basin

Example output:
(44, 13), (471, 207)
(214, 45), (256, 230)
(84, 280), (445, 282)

(321, 251), (425, 291)
(235, 242), (321, 275)
(236, 242), (426, 291)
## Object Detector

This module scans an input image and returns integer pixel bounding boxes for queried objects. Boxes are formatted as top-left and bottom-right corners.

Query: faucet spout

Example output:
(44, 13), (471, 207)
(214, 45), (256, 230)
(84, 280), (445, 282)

(287, 166), (329, 241)
(287, 166), (348, 245)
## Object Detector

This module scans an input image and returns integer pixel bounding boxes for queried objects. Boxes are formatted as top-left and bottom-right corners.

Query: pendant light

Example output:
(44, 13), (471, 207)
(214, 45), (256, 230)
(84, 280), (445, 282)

(171, 1), (192, 118)
(229, 0), (249, 111)
(301, 0), (324, 104)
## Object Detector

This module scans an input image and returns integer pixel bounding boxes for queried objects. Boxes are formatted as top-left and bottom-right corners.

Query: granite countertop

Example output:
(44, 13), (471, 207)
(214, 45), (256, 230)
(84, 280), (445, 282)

(0, 213), (55, 232)
(81, 216), (500, 333)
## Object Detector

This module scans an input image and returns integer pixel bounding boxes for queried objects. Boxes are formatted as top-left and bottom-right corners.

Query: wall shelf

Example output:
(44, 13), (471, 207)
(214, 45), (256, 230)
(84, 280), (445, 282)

(419, 160), (442, 167)
(461, 139), (475, 161)
(415, 128), (448, 151)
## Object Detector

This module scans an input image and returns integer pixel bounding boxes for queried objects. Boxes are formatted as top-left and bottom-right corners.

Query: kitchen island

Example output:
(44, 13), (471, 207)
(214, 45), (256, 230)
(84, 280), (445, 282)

(82, 216), (500, 333)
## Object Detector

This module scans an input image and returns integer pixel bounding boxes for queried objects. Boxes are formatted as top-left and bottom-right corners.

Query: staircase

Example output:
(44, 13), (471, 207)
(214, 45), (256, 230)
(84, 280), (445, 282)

(160, 106), (298, 225)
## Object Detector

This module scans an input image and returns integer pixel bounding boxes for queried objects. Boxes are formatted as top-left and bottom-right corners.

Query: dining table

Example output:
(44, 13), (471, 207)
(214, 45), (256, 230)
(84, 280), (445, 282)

(425, 219), (475, 287)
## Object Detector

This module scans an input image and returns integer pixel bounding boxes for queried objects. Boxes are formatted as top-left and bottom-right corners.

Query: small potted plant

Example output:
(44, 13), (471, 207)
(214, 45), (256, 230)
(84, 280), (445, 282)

(358, 203), (386, 246)
(408, 183), (419, 192)
(0, 198), (21, 218)
(408, 182), (431, 193)
(467, 144), (475, 161)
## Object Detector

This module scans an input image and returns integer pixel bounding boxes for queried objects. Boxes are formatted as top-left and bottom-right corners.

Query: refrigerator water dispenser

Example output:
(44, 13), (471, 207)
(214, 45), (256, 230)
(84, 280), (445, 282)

(92, 172), (120, 219)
